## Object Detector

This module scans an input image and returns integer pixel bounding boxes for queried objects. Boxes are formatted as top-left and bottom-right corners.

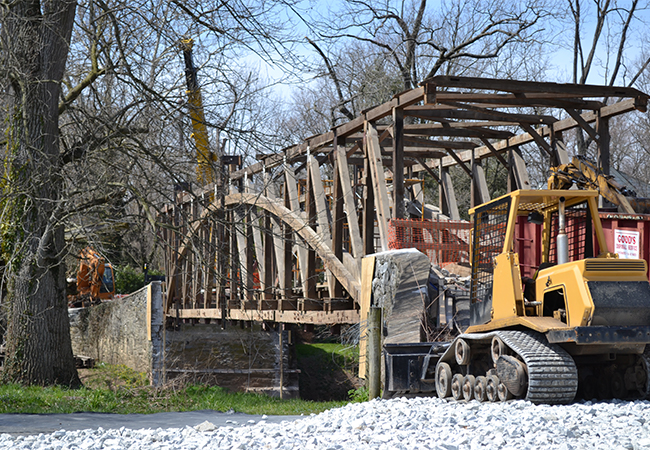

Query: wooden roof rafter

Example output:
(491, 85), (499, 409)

(424, 76), (646, 99)
(227, 76), (648, 186)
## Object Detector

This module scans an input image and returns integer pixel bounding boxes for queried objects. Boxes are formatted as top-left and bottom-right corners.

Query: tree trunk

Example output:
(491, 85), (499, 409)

(1, 0), (80, 387)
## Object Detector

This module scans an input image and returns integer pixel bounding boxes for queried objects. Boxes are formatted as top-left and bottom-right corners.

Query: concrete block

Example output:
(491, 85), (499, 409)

(371, 248), (431, 344)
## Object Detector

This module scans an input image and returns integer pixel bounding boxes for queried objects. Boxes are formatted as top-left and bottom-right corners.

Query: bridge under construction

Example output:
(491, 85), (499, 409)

(159, 76), (648, 327)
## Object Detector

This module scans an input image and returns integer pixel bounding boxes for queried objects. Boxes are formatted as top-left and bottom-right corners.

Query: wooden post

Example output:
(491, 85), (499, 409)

(393, 108), (405, 219)
(279, 326), (284, 400)
(470, 148), (476, 208)
(263, 212), (275, 309)
(335, 137), (363, 260)
(472, 160), (491, 205)
(439, 163), (460, 220)
(285, 166), (309, 298)
(507, 148), (513, 193)
(265, 179), (286, 302)
(363, 156), (376, 255)
(282, 182), (296, 310)
(229, 208), (239, 308)
(305, 159), (318, 308)
(245, 212), (255, 308)
(331, 137), (345, 300)
(367, 306), (382, 399)
(307, 154), (335, 298)
(510, 147), (532, 190)
(366, 122), (391, 250)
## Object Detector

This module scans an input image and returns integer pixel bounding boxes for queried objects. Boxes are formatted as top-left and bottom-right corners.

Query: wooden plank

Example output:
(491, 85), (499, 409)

(440, 166), (460, 220)
(346, 142), (361, 158)
(431, 93), (605, 109)
(511, 149), (532, 190)
(425, 76), (647, 98)
(472, 162), (491, 205)
(519, 123), (554, 156)
(229, 210), (239, 308)
(308, 154), (334, 298)
(426, 98), (639, 169)
(358, 256), (375, 378)
(479, 138), (509, 168)
(403, 125), (514, 139)
(265, 177), (286, 298)
(412, 180), (424, 204)
(262, 211), (275, 307)
(393, 107), (405, 219)
(245, 179), (266, 297)
(405, 105), (557, 124)
(366, 122), (391, 251)
(335, 140), (363, 260)
(564, 108), (599, 142)
(307, 155), (333, 245)
(173, 307), (360, 325)
(380, 148), (448, 158)
(331, 138), (345, 299)
(445, 148), (472, 175)
(245, 211), (255, 304)
(597, 115), (610, 176)
(554, 140), (570, 165)
(401, 136), (479, 149)
(415, 157), (442, 184)
(305, 164), (318, 306)
(233, 208), (249, 299)
(282, 182), (296, 310)
(224, 193), (362, 302)
(285, 166), (309, 297)
(363, 158), (376, 256)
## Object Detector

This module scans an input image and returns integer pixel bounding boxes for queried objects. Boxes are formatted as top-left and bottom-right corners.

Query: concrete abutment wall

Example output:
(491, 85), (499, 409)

(69, 282), (297, 397)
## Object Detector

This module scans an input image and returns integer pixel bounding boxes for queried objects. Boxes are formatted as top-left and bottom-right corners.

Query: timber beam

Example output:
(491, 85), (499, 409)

(172, 308), (360, 325)
(426, 98), (646, 170)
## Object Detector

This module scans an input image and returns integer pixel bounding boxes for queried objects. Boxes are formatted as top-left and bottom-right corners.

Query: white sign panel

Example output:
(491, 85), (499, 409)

(614, 229), (640, 259)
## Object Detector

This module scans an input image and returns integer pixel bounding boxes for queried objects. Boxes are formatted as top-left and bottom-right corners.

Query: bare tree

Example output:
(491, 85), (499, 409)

(1, 0), (81, 386)
(309, 0), (549, 92)
(0, 0), (303, 386)
(564, 0), (648, 155)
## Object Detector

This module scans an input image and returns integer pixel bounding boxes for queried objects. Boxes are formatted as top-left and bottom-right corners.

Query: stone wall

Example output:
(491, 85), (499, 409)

(69, 282), (164, 382)
(69, 283), (297, 396)
(164, 324), (298, 398)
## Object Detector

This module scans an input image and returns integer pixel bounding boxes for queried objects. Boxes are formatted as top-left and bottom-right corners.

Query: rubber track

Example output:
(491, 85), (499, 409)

(495, 330), (578, 404)
(448, 330), (578, 404)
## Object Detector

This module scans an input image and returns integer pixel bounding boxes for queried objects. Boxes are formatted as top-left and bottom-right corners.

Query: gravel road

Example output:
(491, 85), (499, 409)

(2, 396), (650, 449)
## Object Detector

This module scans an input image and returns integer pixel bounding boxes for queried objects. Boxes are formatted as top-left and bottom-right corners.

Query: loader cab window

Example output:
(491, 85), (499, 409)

(469, 196), (511, 326)
(100, 264), (114, 294)
(547, 201), (594, 264)
(543, 287), (567, 324)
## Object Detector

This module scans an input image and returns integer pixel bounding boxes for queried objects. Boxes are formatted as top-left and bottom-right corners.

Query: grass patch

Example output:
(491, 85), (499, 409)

(296, 343), (361, 401)
(0, 363), (348, 415)
(296, 343), (359, 362)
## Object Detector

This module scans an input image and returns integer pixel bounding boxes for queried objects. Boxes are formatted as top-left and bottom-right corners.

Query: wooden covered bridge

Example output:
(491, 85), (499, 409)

(160, 76), (648, 327)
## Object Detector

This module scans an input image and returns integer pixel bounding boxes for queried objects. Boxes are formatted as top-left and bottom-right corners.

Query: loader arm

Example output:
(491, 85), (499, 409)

(548, 156), (635, 213)
(180, 38), (216, 186)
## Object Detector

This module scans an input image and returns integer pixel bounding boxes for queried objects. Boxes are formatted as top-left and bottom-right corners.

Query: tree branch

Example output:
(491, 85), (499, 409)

(306, 37), (354, 121)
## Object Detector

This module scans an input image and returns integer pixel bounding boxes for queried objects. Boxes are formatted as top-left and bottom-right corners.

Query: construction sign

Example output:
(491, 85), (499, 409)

(614, 229), (640, 259)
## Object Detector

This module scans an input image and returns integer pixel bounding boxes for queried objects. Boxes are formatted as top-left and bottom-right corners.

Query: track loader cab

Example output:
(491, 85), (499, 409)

(432, 189), (650, 404)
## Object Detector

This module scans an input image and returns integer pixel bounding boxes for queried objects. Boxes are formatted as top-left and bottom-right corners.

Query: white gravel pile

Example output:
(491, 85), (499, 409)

(3, 397), (650, 449)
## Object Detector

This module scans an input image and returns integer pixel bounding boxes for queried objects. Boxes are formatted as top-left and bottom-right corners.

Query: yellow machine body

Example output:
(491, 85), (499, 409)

(385, 189), (650, 403)
(465, 189), (650, 347)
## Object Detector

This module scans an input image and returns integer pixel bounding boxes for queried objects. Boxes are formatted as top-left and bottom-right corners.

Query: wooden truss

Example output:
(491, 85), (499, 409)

(160, 76), (648, 325)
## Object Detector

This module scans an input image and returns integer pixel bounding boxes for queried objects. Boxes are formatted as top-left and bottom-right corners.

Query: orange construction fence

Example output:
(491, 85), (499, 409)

(388, 218), (472, 267)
